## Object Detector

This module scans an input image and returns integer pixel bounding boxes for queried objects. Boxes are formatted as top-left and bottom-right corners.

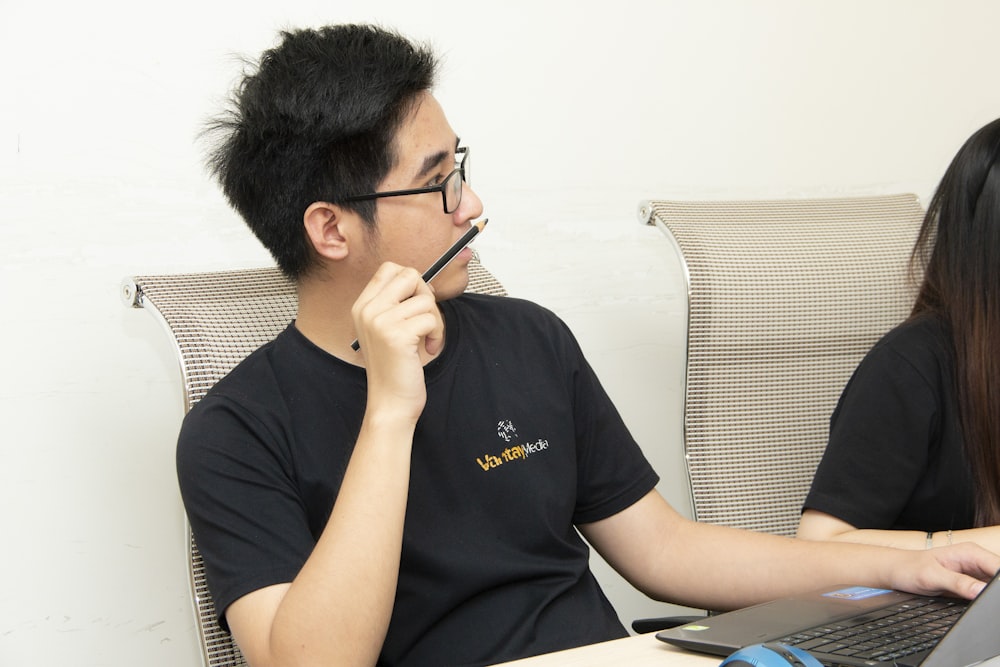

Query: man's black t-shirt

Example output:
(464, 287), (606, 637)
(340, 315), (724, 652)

(177, 293), (659, 666)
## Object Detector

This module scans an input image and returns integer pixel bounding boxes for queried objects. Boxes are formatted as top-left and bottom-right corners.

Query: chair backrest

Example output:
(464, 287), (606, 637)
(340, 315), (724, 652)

(122, 254), (508, 667)
(639, 194), (924, 537)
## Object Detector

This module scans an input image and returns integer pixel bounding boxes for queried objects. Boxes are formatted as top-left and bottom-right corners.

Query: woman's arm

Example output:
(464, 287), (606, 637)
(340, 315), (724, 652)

(799, 508), (1000, 555)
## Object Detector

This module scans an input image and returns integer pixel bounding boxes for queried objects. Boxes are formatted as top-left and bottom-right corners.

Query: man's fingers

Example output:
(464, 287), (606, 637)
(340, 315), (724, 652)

(353, 263), (443, 354)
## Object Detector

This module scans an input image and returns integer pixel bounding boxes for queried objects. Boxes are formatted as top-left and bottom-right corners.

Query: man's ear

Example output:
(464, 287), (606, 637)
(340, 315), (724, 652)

(303, 201), (353, 261)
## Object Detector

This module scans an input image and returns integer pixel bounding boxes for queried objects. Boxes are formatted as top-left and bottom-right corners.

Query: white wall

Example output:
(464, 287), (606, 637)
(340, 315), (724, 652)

(2, 1), (999, 665)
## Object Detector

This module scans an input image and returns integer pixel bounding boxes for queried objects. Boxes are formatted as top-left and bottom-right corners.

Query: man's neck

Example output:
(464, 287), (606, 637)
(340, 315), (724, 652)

(293, 274), (445, 367)
(294, 277), (365, 364)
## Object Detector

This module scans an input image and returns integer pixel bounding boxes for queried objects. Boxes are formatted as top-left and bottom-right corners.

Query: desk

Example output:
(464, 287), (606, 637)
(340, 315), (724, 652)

(493, 632), (1000, 667)
(492, 633), (719, 666)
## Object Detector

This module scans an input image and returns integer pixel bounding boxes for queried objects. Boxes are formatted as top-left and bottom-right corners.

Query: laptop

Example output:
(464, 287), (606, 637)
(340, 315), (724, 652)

(656, 571), (1000, 666)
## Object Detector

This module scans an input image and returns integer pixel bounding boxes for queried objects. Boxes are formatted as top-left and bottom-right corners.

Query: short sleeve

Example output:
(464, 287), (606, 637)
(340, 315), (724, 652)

(176, 388), (315, 628)
(552, 320), (659, 525)
(803, 341), (939, 528)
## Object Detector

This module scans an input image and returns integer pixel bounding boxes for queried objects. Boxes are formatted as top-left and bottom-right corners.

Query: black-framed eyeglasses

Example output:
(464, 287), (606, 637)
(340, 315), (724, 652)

(341, 146), (470, 214)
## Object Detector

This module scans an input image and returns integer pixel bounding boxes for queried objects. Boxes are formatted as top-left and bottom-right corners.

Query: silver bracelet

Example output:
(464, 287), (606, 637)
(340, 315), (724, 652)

(925, 531), (934, 549)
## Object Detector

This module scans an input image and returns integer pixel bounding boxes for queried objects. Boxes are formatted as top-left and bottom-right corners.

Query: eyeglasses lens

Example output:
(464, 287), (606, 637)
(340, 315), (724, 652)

(443, 171), (459, 213)
(441, 149), (469, 214)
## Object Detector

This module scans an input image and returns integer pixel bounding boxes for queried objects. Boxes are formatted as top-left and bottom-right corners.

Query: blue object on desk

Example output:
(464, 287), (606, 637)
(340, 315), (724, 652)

(719, 642), (823, 667)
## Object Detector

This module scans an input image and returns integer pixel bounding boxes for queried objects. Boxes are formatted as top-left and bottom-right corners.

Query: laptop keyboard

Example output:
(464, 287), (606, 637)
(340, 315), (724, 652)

(777, 598), (966, 662)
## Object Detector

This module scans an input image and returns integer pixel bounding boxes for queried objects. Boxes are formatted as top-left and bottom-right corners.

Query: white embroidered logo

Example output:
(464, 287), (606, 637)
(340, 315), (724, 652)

(496, 419), (517, 442)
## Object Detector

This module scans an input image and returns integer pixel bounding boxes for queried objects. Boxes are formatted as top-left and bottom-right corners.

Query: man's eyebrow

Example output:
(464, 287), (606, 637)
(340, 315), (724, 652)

(414, 137), (461, 180)
(415, 150), (450, 179)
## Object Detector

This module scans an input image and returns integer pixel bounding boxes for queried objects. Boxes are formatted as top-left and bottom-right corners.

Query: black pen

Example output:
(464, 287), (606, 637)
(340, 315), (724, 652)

(351, 218), (489, 351)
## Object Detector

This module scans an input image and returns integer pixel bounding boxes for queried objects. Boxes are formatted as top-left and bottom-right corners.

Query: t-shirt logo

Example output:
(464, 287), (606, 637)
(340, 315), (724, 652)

(477, 420), (550, 471)
(497, 419), (517, 442)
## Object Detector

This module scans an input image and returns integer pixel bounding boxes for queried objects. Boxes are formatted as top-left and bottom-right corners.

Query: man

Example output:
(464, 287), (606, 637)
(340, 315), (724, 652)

(177, 24), (999, 667)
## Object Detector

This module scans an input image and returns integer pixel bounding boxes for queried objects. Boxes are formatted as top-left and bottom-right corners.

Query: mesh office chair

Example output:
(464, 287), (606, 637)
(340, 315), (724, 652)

(630, 193), (924, 633)
(122, 254), (508, 667)
(639, 193), (924, 536)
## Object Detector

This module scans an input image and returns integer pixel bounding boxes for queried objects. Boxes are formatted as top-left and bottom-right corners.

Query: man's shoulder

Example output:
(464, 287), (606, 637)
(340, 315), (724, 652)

(176, 328), (305, 474)
(452, 292), (562, 324)
(446, 294), (584, 369)
(184, 326), (296, 420)
(450, 293), (572, 341)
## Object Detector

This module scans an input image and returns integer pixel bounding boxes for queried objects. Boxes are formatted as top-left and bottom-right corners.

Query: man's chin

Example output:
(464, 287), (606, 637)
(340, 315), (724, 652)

(432, 273), (470, 301)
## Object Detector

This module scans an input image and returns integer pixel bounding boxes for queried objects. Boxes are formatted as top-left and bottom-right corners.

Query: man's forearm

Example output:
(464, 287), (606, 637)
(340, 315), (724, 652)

(238, 414), (417, 667)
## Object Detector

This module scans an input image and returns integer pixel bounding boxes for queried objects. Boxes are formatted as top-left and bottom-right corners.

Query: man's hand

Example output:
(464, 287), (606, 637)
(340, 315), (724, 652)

(351, 262), (445, 419)
(887, 543), (1000, 600)
(580, 491), (1000, 614)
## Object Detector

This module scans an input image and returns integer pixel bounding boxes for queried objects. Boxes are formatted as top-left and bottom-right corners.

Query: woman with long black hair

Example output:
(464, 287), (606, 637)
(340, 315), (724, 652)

(799, 117), (1000, 551)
